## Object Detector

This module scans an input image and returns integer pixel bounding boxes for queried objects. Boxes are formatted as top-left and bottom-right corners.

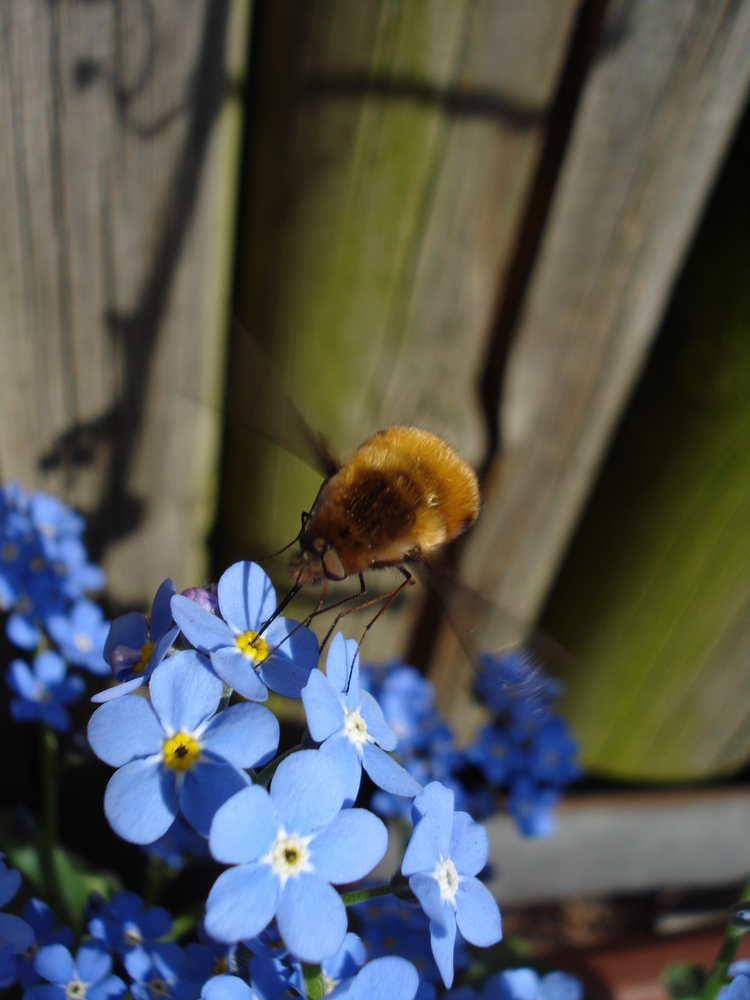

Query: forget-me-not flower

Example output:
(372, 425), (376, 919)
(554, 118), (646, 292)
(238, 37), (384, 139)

(27, 943), (126, 1000)
(125, 941), (203, 1000)
(0, 858), (35, 988)
(13, 898), (74, 988)
(88, 651), (279, 842)
(145, 816), (211, 871)
(326, 956), (421, 1000)
(205, 749), (387, 961)
(93, 578), (180, 702)
(6, 651), (85, 732)
(401, 782), (502, 987)
(302, 633), (422, 806)
(171, 561), (318, 702)
(88, 890), (172, 960)
(47, 598), (110, 675)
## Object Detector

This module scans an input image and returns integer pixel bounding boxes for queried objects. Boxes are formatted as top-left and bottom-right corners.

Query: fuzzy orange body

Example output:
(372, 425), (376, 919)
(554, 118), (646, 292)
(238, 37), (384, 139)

(290, 427), (480, 587)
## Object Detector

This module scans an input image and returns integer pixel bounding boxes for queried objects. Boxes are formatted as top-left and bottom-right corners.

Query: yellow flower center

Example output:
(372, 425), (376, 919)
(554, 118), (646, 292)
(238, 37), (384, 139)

(213, 957), (228, 976)
(163, 732), (201, 771)
(266, 831), (312, 886)
(235, 630), (268, 663)
(148, 977), (171, 997)
(133, 641), (155, 675)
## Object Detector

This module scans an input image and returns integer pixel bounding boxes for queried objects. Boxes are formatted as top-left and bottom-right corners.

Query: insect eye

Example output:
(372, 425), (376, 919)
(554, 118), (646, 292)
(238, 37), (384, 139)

(323, 548), (346, 581)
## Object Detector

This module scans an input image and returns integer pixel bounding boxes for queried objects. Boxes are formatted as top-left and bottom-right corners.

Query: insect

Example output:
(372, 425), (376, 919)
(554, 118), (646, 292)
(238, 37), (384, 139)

(229, 323), (568, 677)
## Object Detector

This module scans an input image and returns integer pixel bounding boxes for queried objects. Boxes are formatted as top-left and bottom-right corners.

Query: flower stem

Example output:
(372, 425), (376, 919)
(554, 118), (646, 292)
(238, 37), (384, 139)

(698, 877), (750, 1000)
(254, 745), (302, 787)
(340, 883), (393, 906)
(39, 724), (60, 906)
(302, 963), (325, 1000)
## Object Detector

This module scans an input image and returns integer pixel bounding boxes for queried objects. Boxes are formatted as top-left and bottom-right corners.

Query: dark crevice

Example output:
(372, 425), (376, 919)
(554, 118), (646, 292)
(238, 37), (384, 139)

(478, 0), (608, 479)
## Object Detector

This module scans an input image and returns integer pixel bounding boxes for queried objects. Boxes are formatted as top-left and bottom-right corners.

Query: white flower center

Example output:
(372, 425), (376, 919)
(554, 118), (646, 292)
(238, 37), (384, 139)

(344, 708), (368, 745)
(265, 830), (312, 888)
(123, 926), (143, 947)
(74, 632), (93, 652)
(66, 980), (87, 1000)
(435, 856), (460, 902)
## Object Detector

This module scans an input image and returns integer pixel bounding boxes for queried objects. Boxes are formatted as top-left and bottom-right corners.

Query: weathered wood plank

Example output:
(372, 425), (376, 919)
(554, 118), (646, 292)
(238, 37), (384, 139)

(220, 0), (579, 658)
(431, 0), (750, 736)
(0, 0), (250, 605)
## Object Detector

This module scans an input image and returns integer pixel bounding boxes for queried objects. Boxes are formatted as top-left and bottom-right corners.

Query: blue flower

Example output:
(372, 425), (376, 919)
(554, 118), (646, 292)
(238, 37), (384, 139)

(6, 568), (67, 651)
(0, 858), (35, 988)
(87, 650), (279, 842)
(93, 579), (180, 703)
(6, 651), (85, 733)
(46, 599), (110, 674)
(27, 943), (126, 1000)
(527, 719), (582, 785)
(171, 561), (319, 702)
(326, 956), (421, 1000)
(145, 816), (211, 871)
(364, 666), (439, 755)
(507, 778), (560, 838)
(302, 633), (422, 806)
(125, 941), (204, 1000)
(484, 968), (584, 1000)
(401, 782), (502, 988)
(464, 726), (524, 786)
(726, 978), (750, 1000)
(205, 749), (387, 961)
(88, 890), (172, 959)
(13, 898), (74, 988)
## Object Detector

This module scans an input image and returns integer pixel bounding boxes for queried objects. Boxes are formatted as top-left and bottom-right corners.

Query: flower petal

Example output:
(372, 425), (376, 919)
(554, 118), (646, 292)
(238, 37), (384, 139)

(90, 677), (146, 704)
(201, 703), (279, 769)
(180, 760), (250, 837)
(0, 866), (20, 908)
(34, 651), (67, 686)
(0, 912), (35, 952)
(104, 614), (147, 665)
(429, 912), (457, 989)
(210, 648), (268, 702)
(411, 782), (453, 858)
(270, 750), (343, 836)
(324, 633), (356, 695)
(358, 691), (397, 751)
(362, 744), (422, 798)
(302, 669), (345, 742)
(205, 864), (280, 943)
(150, 579), (176, 641)
(408, 873), (447, 929)
(170, 595), (235, 653)
(218, 561), (277, 632)
(104, 760), (177, 844)
(310, 808), (387, 884)
(454, 877), (502, 947)
(401, 818), (442, 877)
(75, 944), (112, 985)
(202, 975), (254, 1000)
(149, 650), (222, 733)
(276, 872), (347, 962)
(35, 944), (75, 984)
(209, 785), (278, 864)
(88, 696), (163, 767)
(449, 812), (488, 877)
(318, 736), (361, 808)
(349, 957), (420, 1000)
(258, 630), (317, 699)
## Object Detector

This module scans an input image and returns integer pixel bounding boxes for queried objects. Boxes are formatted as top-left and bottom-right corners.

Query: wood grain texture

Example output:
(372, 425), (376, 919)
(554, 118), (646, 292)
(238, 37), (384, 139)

(221, 0), (579, 658)
(0, 0), (250, 605)
(431, 0), (750, 736)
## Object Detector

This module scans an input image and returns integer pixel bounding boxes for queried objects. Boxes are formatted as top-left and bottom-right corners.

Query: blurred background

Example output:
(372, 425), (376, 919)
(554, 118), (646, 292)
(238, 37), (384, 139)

(1, 1), (750, 996)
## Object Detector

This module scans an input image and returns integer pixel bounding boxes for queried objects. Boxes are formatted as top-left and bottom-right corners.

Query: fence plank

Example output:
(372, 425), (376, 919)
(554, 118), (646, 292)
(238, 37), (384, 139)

(221, 0), (579, 658)
(0, 0), (250, 605)
(431, 0), (750, 737)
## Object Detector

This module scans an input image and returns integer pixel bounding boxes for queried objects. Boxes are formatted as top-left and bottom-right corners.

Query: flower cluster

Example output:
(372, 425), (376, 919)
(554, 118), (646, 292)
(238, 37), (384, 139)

(2, 485), (109, 733)
(444, 967), (583, 1000)
(465, 652), (581, 836)
(0, 484), (588, 1000)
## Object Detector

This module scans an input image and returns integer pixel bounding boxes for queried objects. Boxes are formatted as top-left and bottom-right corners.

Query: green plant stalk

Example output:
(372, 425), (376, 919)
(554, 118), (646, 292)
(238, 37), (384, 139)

(39, 725), (60, 907)
(340, 883), (392, 906)
(302, 963), (325, 1000)
(698, 877), (750, 1000)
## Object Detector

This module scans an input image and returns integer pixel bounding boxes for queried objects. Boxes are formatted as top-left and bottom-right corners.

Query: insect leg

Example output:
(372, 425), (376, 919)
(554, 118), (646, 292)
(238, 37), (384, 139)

(316, 570), (413, 659)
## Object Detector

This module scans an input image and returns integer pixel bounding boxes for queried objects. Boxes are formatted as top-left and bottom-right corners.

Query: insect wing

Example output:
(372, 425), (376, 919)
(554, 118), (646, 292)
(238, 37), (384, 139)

(413, 562), (577, 681)
(227, 318), (340, 478)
